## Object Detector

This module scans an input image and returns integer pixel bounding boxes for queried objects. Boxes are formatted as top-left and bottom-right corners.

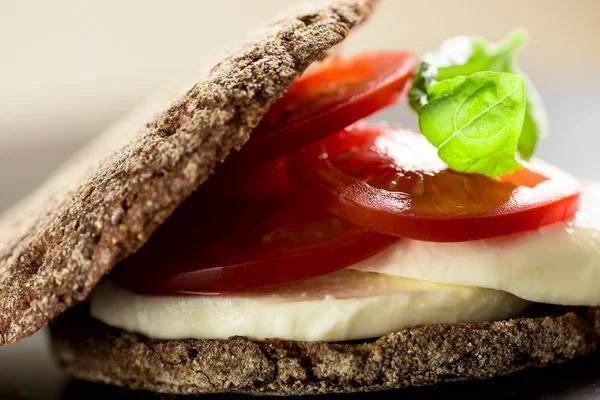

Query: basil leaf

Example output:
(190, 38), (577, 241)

(409, 30), (548, 175)
(419, 71), (526, 177)
(517, 69), (548, 158)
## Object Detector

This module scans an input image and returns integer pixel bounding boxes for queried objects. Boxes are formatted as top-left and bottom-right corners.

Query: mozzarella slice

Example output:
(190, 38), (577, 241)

(351, 184), (600, 306)
(91, 270), (529, 342)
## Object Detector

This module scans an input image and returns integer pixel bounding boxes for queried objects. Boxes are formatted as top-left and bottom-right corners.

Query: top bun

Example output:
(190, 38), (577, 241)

(0, 0), (379, 346)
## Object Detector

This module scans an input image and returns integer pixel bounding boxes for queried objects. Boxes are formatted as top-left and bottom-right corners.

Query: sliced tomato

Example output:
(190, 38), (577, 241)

(230, 51), (417, 165)
(204, 156), (291, 199)
(110, 190), (396, 295)
(287, 123), (583, 242)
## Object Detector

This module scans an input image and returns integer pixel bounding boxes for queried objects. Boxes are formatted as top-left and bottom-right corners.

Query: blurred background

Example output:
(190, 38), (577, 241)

(0, 0), (599, 214)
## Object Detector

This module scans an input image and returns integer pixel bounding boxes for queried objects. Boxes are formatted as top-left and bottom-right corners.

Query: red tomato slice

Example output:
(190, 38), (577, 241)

(204, 156), (291, 199)
(287, 123), (583, 242)
(110, 191), (396, 295)
(230, 51), (417, 165)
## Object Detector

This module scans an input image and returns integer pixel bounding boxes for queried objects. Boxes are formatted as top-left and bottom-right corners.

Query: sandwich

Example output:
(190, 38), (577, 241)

(1, 0), (599, 395)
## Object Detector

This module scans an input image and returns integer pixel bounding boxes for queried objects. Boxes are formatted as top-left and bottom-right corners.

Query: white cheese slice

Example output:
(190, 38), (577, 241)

(91, 270), (529, 342)
(351, 184), (600, 306)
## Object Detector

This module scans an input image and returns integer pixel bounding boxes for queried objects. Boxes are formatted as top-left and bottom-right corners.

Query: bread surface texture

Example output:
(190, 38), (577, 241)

(51, 306), (600, 395)
(0, 0), (378, 346)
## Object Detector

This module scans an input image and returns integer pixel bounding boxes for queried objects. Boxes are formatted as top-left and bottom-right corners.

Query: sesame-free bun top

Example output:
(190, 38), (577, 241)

(0, 0), (379, 346)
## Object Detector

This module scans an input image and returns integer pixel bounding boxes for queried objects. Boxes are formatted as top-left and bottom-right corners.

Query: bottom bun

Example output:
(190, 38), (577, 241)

(50, 305), (600, 396)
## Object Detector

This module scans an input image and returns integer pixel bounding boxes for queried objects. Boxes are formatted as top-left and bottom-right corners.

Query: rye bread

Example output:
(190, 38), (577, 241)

(6, 0), (600, 395)
(50, 305), (600, 395)
(0, 0), (378, 346)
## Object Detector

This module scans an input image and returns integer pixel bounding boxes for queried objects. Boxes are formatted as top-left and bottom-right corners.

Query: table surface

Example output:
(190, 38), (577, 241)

(0, 329), (599, 400)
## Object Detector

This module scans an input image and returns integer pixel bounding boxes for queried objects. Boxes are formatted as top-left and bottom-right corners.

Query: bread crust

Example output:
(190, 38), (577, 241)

(0, 0), (378, 346)
(50, 306), (600, 395)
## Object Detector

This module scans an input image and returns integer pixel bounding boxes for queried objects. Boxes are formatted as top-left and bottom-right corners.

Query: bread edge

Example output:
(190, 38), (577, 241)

(49, 305), (600, 395)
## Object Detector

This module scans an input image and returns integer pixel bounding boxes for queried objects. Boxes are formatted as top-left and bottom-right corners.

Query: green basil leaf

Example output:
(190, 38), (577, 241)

(516, 68), (548, 158)
(409, 30), (548, 172)
(418, 71), (526, 177)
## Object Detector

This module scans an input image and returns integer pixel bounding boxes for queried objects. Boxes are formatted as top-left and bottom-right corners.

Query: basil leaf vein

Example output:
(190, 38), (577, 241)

(409, 30), (548, 177)
(419, 71), (526, 177)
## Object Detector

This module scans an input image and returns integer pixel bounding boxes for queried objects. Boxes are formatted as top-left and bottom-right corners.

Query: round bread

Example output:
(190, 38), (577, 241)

(50, 306), (600, 395)
(0, 0), (378, 346)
